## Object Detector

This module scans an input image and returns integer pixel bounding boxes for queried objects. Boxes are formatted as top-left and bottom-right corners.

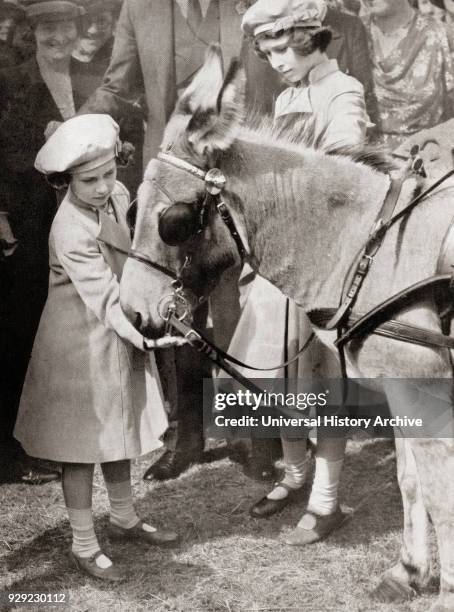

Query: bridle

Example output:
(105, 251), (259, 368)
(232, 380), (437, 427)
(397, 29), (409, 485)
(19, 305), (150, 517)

(127, 151), (249, 334)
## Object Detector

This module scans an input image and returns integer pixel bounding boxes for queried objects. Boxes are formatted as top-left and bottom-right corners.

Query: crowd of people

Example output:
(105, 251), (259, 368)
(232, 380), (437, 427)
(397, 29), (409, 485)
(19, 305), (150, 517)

(1, 0), (454, 580)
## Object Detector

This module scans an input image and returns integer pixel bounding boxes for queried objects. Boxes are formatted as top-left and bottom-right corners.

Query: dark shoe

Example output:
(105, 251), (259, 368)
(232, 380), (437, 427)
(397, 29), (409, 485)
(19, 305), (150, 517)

(249, 483), (300, 519)
(284, 506), (350, 546)
(108, 521), (179, 547)
(143, 449), (202, 481)
(70, 551), (127, 582)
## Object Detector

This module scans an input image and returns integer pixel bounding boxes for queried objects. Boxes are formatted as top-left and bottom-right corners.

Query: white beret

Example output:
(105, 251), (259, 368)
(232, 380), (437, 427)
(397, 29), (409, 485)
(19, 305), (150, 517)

(241, 0), (327, 38)
(35, 114), (120, 175)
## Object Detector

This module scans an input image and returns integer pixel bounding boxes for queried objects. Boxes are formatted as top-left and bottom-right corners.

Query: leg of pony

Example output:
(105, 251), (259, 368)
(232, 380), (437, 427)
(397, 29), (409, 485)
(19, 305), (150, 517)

(409, 438), (454, 612)
(380, 381), (454, 609)
(371, 436), (430, 603)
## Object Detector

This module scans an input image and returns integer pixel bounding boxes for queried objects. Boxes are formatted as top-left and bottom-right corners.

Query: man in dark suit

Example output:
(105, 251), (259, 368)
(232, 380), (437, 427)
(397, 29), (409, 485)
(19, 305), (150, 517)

(80, 0), (283, 482)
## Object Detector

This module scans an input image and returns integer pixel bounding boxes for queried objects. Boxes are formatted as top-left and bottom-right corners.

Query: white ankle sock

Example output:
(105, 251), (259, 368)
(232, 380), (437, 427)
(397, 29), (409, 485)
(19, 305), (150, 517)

(105, 480), (140, 529)
(307, 458), (343, 516)
(67, 507), (107, 563)
(267, 459), (308, 501)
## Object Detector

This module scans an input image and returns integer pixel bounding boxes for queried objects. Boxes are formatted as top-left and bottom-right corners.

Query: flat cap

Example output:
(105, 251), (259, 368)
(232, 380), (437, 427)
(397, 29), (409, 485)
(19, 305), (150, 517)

(35, 114), (120, 175)
(20, 0), (84, 21)
(241, 0), (327, 38)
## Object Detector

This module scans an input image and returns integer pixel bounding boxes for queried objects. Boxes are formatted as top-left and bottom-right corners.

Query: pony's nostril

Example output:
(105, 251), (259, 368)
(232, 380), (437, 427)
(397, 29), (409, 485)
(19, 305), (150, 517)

(135, 312), (142, 330)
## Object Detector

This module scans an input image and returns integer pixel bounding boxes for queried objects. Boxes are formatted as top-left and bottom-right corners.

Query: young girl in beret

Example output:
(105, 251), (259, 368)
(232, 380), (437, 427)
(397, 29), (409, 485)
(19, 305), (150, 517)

(14, 114), (186, 581)
(230, 0), (370, 545)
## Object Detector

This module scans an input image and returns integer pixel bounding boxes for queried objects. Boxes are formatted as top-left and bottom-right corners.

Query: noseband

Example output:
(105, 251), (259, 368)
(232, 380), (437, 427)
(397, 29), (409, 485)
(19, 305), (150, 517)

(127, 151), (248, 327)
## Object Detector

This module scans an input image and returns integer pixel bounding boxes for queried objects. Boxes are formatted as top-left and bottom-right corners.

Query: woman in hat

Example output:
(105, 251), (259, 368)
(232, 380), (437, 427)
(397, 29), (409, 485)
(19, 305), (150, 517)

(227, 0), (370, 545)
(0, 0), (85, 483)
(14, 114), (186, 581)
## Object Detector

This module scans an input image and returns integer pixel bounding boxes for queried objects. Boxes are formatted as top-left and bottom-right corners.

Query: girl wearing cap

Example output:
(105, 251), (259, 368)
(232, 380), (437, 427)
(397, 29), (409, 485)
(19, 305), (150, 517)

(14, 114), (186, 581)
(229, 0), (370, 545)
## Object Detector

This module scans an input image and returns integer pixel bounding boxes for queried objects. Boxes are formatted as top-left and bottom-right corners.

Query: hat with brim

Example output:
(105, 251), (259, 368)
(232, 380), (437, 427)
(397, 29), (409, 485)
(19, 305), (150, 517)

(242, 0), (327, 38)
(0, 0), (24, 18)
(35, 114), (120, 175)
(20, 0), (84, 22)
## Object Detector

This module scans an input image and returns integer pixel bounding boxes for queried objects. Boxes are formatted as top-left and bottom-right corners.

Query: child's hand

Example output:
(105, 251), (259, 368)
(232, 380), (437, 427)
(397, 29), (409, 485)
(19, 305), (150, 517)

(143, 336), (189, 350)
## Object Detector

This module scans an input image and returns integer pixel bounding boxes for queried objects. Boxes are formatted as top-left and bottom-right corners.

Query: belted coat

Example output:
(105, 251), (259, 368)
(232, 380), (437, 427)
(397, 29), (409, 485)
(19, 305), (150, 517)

(14, 182), (168, 463)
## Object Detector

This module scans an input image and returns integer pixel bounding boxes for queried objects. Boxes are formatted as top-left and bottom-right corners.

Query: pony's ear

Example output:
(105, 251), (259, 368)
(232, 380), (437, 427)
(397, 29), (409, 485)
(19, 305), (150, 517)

(179, 44), (225, 113)
(181, 46), (246, 156)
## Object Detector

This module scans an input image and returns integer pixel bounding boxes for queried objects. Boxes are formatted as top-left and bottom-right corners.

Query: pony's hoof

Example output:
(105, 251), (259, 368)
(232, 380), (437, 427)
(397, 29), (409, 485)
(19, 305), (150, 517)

(370, 575), (418, 603)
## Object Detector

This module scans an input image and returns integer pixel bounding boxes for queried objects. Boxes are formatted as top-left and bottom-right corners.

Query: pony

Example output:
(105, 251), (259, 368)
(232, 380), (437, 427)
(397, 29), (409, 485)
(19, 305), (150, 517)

(120, 46), (454, 611)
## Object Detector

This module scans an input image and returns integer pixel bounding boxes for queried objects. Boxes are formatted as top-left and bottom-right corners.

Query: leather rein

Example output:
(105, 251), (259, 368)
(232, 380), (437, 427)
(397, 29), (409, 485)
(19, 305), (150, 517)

(127, 151), (454, 384)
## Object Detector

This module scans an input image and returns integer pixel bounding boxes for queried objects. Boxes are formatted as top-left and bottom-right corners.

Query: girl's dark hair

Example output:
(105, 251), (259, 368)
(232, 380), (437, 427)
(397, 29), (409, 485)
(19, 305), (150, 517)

(116, 141), (135, 167)
(46, 172), (70, 190)
(253, 26), (332, 59)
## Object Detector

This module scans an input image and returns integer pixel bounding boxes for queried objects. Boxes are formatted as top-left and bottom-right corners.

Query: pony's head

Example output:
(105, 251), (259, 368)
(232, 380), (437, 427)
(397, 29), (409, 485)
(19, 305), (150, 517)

(120, 45), (248, 336)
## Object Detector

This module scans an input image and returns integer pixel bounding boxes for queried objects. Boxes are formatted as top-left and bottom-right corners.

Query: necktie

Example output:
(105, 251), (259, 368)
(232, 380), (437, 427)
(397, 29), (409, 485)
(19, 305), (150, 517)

(187, 0), (202, 31)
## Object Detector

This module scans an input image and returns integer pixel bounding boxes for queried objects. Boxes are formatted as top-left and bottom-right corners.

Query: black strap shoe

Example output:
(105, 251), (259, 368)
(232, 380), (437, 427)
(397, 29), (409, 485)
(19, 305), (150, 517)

(249, 483), (301, 518)
(143, 448), (203, 481)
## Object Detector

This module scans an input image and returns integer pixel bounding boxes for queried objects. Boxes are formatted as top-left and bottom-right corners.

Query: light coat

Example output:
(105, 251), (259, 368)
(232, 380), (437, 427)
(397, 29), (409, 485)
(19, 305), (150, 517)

(274, 59), (369, 149)
(14, 182), (167, 463)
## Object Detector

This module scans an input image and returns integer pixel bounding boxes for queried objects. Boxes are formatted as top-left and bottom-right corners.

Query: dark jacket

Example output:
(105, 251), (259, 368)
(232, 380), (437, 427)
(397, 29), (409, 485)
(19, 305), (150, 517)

(0, 58), (83, 404)
(324, 8), (377, 125)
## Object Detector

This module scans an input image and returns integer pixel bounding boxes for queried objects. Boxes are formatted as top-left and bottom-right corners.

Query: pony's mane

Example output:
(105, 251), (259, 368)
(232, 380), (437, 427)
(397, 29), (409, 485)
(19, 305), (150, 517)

(241, 112), (395, 175)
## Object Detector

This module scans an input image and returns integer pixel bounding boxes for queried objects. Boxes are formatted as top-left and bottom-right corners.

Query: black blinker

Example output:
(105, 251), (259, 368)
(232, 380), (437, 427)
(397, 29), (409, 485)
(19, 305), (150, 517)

(158, 202), (203, 246)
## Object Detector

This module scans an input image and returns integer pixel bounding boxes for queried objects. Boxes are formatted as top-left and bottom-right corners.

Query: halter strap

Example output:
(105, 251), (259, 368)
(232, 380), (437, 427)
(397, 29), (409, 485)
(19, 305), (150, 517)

(158, 152), (207, 181)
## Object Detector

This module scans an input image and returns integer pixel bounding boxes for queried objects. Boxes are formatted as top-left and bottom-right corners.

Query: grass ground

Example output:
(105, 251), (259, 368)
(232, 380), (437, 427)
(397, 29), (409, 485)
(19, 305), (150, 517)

(0, 438), (441, 611)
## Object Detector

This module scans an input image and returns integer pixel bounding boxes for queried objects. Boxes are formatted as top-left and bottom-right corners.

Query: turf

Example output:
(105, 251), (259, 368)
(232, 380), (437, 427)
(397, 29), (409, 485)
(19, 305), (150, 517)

(0, 439), (440, 611)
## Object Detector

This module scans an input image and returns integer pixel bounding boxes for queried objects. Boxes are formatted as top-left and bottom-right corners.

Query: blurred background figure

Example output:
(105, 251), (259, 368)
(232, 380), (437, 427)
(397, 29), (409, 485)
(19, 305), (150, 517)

(11, 12), (35, 61)
(324, 0), (377, 122)
(415, 0), (446, 20)
(71, 0), (144, 192)
(327, 0), (361, 14)
(0, 0), (85, 484)
(72, 0), (120, 68)
(361, 0), (454, 149)
(0, 0), (23, 67)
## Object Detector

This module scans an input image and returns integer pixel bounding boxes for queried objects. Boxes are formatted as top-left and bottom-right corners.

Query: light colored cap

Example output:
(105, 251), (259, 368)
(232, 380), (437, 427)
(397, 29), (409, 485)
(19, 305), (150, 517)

(35, 114), (120, 175)
(241, 0), (327, 38)
(20, 0), (84, 21)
